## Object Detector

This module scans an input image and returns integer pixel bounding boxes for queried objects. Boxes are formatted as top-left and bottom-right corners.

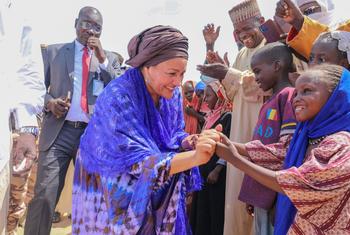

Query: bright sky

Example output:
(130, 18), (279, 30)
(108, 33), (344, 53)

(16, 0), (349, 82)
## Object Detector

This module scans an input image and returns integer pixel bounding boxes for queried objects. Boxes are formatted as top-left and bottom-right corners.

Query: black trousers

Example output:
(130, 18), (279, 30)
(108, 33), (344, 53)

(24, 123), (85, 235)
(191, 167), (226, 235)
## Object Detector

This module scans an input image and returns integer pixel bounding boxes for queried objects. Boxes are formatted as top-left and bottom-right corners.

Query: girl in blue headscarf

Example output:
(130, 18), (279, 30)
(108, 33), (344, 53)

(216, 64), (350, 234)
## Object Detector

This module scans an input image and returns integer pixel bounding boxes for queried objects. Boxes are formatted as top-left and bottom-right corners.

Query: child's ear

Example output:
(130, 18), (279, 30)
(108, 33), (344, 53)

(274, 60), (281, 72)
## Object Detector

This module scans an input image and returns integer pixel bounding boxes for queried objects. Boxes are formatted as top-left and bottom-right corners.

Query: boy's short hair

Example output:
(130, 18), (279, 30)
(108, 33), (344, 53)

(252, 42), (294, 72)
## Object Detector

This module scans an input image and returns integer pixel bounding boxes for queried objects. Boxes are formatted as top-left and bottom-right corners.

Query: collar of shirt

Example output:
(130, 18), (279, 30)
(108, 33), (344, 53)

(74, 39), (92, 56)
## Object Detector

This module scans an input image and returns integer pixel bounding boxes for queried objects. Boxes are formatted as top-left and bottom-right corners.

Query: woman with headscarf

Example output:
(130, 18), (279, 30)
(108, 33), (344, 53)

(216, 64), (350, 234)
(71, 25), (221, 235)
(191, 80), (231, 235)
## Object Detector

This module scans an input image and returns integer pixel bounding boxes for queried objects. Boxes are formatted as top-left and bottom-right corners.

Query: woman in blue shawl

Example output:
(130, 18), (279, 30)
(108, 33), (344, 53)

(72, 25), (221, 235)
(216, 64), (350, 234)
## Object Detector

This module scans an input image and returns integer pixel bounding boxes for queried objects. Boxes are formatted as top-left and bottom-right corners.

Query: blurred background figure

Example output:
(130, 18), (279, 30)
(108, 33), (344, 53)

(0, 1), (45, 235)
(182, 80), (206, 135)
(295, 0), (344, 28)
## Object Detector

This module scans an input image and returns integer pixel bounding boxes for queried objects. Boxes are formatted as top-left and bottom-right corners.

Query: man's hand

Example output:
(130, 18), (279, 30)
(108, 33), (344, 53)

(12, 133), (36, 173)
(275, 0), (304, 31)
(47, 98), (70, 118)
(197, 63), (229, 81)
(87, 36), (106, 64)
(207, 51), (230, 67)
(203, 24), (221, 46)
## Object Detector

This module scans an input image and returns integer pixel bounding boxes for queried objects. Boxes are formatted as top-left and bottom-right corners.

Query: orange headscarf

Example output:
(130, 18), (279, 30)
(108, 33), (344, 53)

(182, 81), (201, 134)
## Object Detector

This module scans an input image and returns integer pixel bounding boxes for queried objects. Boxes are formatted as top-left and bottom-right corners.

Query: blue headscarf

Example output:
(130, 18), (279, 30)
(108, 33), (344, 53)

(275, 68), (350, 234)
(195, 81), (206, 92)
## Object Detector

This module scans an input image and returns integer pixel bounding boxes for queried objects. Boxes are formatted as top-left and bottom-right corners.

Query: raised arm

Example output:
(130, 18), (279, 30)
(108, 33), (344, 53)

(275, 0), (328, 59)
(203, 23), (221, 52)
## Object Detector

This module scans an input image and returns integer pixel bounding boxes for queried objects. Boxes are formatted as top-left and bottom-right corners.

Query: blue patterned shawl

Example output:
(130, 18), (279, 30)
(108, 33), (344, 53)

(275, 68), (350, 235)
(78, 67), (201, 234)
(81, 67), (195, 175)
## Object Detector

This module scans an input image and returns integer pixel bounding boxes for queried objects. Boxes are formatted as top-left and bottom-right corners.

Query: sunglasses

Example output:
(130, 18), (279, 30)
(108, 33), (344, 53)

(79, 21), (102, 34)
(303, 5), (321, 16)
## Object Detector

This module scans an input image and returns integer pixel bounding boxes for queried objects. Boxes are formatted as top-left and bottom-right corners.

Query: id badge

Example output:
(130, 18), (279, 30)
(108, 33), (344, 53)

(93, 79), (104, 96)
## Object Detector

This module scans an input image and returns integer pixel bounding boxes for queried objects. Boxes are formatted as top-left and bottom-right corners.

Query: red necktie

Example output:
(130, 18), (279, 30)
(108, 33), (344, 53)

(81, 47), (90, 113)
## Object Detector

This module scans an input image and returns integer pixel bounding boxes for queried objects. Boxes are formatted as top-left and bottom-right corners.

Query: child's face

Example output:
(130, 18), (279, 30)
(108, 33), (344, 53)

(204, 86), (218, 110)
(309, 40), (346, 67)
(293, 74), (330, 122)
(183, 82), (194, 102)
(196, 90), (205, 101)
(251, 57), (276, 92)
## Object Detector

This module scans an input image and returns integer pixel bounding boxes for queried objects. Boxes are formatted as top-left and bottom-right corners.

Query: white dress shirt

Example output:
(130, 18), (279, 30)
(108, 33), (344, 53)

(65, 40), (108, 123)
(0, 0), (45, 170)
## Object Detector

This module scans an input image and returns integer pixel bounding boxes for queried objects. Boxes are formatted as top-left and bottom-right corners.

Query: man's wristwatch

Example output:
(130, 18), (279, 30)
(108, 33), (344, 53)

(18, 126), (39, 138)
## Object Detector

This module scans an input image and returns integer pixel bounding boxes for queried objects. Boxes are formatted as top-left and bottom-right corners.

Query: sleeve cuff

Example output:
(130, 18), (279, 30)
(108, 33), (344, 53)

(221, 68), (242, 100)
(217, 159), (227, 166)
(287, 16), (329, 59)
(245, 140), (261, 162)
(15, 106), (38, 128)
(99, 57), (109, 70)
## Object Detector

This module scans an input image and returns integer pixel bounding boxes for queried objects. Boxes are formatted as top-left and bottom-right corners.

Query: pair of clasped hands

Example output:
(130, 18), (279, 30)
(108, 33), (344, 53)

(182, 125), (238, 169)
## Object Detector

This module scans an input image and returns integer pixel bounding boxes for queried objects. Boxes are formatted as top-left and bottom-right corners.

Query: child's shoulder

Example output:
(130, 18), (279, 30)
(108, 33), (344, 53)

(278, 87), (295, 96)
(314, 131), (350, 160)
(276, 87), (295, 102)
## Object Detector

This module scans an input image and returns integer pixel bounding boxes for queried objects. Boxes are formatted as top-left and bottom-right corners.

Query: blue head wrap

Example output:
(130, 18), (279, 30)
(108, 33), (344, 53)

(195, 81), (206, 92)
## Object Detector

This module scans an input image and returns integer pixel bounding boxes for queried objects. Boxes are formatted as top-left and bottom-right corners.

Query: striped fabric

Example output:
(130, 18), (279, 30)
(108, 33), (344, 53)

(276, 131), (350, 234)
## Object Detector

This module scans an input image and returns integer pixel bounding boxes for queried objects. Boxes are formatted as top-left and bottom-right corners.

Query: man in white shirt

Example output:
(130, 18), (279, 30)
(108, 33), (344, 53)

(24, 6), (120, 235)
(0, 0), (45, 234)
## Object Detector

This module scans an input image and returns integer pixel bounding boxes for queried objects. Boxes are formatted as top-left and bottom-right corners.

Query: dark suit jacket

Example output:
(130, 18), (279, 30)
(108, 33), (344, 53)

(39, 41), (120, 151)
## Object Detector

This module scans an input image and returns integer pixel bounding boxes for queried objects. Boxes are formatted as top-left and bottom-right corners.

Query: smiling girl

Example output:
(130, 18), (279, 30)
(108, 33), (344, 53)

(216, 64), (350, 234)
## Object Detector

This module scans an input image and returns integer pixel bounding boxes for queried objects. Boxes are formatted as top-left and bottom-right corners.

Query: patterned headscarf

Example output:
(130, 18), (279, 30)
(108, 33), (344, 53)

(125, 25), (188, 67)
(203, 80), (232, 130)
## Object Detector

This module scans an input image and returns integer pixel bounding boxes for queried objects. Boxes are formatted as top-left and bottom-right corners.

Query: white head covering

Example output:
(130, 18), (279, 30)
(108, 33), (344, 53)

(295, 0), (331, 11)
(330, 31), (350, 64)
(294, 0), (342, 28)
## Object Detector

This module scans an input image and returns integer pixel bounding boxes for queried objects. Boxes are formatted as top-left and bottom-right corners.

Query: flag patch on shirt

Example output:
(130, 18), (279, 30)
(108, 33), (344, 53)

(266, 108), (278, 121)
